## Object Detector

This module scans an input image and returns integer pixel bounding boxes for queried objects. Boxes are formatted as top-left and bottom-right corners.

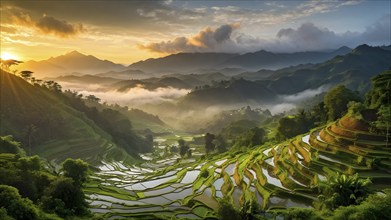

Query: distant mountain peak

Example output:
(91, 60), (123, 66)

(337, 46), (351, 50)
(335, 46), (352, 53)
(353, 44), (382, 54)
(65, 50), (86, 57)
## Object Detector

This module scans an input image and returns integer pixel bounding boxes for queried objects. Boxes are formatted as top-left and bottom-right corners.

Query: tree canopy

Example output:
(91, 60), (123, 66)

(61, 158), (89, 186)
(324, 85), (361, 121)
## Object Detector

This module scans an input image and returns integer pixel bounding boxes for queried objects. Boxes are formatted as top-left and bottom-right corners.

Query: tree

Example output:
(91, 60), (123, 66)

(365, 70), (391, 141)
(324, 85), (361, 121)
(0, 59), (23, 71)
(0, 185), (38, 220)
(187, 149), (192, 158)
(178, 139), (189, 158)
(318, 173), (371, 210)
(61, 159), (89, 186)
(204, 133), (215, 154)
(239, 200), (262, 220)
(283, 208), (322, 220)
(17, 156), (41, 171)
(23, 124), (38, 156)
(234, 127), (266, 148)
(333, 189), (391, 220)
(0, 135), (23, 154)
(20, 71), (33, 81)
(217, 199), (241, 220)
(311, 101), (328, 124)
(86, 94), (101, 103)
(41, 177), (89, 217)
(365, 70), (391, 109)
(214, 135), (228, 153)
(44, 80), (62, 92)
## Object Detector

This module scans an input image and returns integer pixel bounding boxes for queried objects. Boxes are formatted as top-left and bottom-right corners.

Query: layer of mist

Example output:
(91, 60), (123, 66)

(58, 80), (328, 131)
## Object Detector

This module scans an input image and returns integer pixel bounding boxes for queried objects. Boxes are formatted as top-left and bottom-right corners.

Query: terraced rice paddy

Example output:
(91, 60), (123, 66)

(85, 116), (391, 219)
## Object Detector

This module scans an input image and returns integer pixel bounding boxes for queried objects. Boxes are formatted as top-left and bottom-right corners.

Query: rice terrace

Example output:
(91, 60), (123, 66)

(0, 1), (390, 219)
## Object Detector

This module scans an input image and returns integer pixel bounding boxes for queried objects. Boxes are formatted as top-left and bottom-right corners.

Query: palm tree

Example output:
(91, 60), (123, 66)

(318, 173), (371, 209)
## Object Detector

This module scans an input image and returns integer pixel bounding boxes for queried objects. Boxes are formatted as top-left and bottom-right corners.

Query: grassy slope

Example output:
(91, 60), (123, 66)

(0, 70), (135, 165)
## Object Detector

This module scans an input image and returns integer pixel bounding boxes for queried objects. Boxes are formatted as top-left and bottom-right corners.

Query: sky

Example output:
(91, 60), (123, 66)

(1, 0), (390, 64)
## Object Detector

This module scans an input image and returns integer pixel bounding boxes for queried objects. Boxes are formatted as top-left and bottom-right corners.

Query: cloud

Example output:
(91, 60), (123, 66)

(281, 86), (328, 103)
(139, 24), (240, 53)
(361, 14), (391, 44)
(273, 15), (390, 51)
(141, 15), (390, 54)
(11, 12), (84, 37)
(86, 86), (190, 107)
(275, 22), (342, 51)
(36, 15), (84, 37)
(60, 82), (190, 107)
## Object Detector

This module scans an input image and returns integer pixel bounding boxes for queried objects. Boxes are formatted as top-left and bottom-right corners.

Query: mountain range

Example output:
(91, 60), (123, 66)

(177, 45), (391, 108)
(128, 46), (352, 73)
(17, 46), (354, 79)
(18, 51), (126, 78)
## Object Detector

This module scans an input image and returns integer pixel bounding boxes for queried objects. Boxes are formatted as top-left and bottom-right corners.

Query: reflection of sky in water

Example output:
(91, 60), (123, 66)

(180, 170), (201, 184)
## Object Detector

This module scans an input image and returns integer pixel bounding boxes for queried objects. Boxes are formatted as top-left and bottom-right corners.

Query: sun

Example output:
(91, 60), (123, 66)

(0, 52), (19, 60)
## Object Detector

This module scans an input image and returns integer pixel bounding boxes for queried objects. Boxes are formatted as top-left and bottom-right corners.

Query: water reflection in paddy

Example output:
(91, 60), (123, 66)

(111, 206), (163, 213)
(232, 186), (242, 207)
(89, 200), (112, 207)
(261, 168), (289, 190)
(215, 191), (223, 198)
(89, 194), (145, 206)
(163, 187), (193, 200)
(90, 208), (110, 213)
(213, 178), (224, 190)
(204, 187), (212, 197)
(302, 135), (310, 145)
(215, 158), (228, 166)
(143, 186), (175, 197)
(139, 175), (177, 188)
(224, 163), (236, 175)
(138, 196), (171, 205)
(180, 170), (200, 184)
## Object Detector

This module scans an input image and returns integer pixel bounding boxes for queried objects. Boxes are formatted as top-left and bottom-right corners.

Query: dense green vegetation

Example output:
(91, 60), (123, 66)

(0, 70), (152, 164)
(1, 51), (390, 219)
(0, 136), (92, 219)
(79, 70), (390, 219)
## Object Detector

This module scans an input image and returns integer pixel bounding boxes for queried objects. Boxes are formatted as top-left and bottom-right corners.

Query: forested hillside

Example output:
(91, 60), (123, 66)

(0, 70), (152, 165)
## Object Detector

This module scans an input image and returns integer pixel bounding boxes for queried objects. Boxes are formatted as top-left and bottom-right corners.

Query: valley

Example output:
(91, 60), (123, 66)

(1, 1), (391, 218)
(83, 112), (391, 219)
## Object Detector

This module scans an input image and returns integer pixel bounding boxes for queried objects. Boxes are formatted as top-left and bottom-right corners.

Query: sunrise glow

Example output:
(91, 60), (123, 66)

(0, 52), (19, 61)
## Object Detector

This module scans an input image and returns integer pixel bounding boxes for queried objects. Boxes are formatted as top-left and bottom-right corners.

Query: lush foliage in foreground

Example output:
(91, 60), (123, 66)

(0, 136), (91, 219)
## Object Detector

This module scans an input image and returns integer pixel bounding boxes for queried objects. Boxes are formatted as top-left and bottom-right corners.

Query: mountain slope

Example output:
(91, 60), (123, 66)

(18, 51), (126, 78)
(128, 53), (237, 74)
(266, 44), (391, 94)
(179, 78), (277, 108)
(220, 46), (352, 70)
(0, 70), (149, 165)
(96, 69), (152, 80)
(127, 47), (351, 74)
(175, 45), (390, 109)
